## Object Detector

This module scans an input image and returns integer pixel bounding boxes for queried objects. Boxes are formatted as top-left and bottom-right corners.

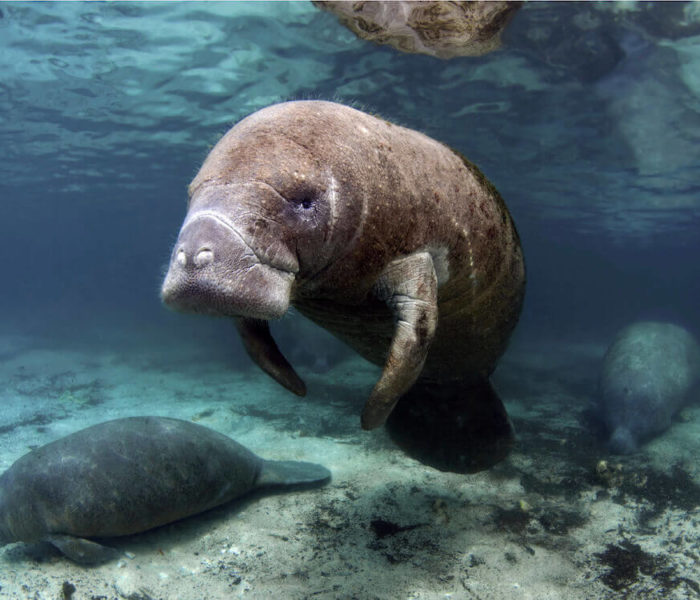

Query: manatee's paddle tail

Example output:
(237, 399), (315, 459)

(235, 317), (306, 396)
(385, 379), (515, 473)
(257, 460), (331, 488)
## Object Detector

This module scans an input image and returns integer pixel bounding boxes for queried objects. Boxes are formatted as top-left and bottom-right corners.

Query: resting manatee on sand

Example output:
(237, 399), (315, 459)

(0, 417), (330, 564)
(161, 100), (525, 473)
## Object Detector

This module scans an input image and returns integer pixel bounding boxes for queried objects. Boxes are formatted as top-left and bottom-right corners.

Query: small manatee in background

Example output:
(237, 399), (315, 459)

(0, 417), (330, 564)
(313, 1), (522, 59)
(598, 321), (700, 454)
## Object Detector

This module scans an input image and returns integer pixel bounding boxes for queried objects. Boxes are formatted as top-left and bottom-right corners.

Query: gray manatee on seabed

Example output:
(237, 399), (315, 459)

(599, 321), (700, 454)
(161, 100), (525, 473)
(0, 416), (330, 564)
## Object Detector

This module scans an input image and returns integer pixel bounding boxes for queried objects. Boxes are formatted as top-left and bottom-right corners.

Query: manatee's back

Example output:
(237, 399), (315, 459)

(0, 417), (263, 541)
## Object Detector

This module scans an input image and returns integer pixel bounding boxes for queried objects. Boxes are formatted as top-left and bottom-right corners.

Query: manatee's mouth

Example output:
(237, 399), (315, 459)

(162, 267), (294, 320)
(161, 263), (294, 320)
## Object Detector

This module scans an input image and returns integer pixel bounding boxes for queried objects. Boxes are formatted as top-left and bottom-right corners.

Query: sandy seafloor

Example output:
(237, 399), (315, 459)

(0, 326), (698, 600)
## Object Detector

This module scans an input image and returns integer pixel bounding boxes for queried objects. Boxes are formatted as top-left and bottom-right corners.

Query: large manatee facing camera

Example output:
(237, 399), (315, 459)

(162, 100), (525, 473)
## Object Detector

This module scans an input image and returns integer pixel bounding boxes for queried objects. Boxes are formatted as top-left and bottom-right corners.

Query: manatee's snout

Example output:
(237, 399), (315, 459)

(170, 214), (223, 271)
(161, 211), (296, 320)
(172, 212), (234, 269)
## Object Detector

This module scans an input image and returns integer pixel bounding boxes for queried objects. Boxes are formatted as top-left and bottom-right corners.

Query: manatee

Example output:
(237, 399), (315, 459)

(599, 321), (700, 454)
(0, 416), (330, 563)
(313, 1), (522, 59)
(161, 100), (525, 473)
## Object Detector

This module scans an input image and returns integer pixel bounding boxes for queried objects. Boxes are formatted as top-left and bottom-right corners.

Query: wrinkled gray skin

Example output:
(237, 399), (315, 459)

(162, 100), (525, 472)
(599, 322), (700, 454)
(0, 417), (330, 563)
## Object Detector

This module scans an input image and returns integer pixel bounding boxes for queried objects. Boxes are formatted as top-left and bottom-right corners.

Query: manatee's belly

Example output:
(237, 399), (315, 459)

(0, 417), (262, 541)
(295, 260), (524, 386)
(295, 297), (394, 368)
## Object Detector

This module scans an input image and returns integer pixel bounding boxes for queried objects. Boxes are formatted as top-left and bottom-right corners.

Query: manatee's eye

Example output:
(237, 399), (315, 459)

(290, 194), (314, 210)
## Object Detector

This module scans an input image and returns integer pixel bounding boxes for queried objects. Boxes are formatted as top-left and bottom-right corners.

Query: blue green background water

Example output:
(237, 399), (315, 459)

(2, 2), (698, 352)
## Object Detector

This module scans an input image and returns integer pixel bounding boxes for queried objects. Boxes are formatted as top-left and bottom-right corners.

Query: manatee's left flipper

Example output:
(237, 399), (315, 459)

(362, 251), (438, 429)
(46, 534), (122, 565)
(235, 317), (306, 396)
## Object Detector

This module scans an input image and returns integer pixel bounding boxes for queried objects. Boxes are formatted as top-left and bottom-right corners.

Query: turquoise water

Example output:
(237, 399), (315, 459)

(0, 2), (699, 598)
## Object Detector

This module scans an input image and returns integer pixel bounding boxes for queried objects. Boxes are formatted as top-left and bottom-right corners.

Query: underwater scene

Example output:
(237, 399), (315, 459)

(1, 1), (699, 598)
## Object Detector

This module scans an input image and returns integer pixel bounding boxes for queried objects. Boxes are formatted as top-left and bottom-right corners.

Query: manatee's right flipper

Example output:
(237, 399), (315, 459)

(385, 379), (515, 473)
(235, 317), (306, 396)
(257, 460), (331, 488)
(362, 252), (438, 430)
(46, 534), (121, 565)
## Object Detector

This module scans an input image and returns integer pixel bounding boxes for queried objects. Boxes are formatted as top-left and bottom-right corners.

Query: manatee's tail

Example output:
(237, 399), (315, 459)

(257, 460), (331, 488)
(386, 378), (515, 473)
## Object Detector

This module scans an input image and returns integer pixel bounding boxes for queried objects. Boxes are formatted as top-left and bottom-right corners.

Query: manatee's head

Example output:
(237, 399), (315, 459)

(161, 102), (359, 320)
(161, 182), (300, 320)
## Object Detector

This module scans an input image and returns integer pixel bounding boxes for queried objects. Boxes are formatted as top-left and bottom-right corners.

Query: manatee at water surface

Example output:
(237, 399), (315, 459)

(0, 417), (330, 563)
(313, 1), (522, 59)
(162, 100), (526, 473)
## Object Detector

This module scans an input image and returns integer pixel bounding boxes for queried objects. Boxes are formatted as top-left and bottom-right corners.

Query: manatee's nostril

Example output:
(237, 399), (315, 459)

(176, 248), (187, 267)
(194, 248), (214, 268)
